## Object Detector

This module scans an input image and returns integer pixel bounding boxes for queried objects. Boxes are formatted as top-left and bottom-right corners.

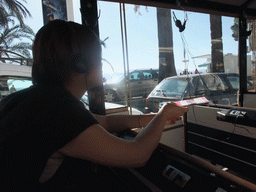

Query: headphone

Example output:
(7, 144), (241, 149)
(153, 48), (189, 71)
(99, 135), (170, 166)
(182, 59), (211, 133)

(67, 22), (91, 74)
(70, 52), (89, 73)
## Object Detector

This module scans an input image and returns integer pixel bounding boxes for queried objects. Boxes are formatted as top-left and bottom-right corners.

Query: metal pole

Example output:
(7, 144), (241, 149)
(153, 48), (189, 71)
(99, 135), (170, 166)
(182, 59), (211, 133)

(80, 0), (106, 115)
(238, 13), (248, 107)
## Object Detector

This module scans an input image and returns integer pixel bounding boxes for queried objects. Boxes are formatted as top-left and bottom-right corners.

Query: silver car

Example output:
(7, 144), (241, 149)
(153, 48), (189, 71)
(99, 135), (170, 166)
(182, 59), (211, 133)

(145, 73), (253, 113)
(104, 69), (159, 102)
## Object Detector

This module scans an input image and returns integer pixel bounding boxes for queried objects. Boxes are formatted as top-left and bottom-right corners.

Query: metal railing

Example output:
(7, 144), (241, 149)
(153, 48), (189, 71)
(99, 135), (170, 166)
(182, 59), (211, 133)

(0, 58), (32, 66)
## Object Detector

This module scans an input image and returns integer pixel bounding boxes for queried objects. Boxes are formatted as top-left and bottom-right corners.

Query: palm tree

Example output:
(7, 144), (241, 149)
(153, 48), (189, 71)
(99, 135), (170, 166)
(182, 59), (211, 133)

(0, 0), (31, 26)
(157, 8), (176, 82)
(231, 18), (239, 41)
(134, 6), (176, 82)
(0, 0), (34, 65)
(100, 36), (114, 73)
(210, 14), (224, 72)
(0, 21), (35, 65)
(0, 4), (8, 27)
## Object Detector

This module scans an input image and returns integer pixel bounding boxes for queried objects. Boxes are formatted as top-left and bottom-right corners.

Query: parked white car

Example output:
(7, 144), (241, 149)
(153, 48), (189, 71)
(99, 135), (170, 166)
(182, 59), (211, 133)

(0, 63), (32, 100)
(0, 63), (143, 115)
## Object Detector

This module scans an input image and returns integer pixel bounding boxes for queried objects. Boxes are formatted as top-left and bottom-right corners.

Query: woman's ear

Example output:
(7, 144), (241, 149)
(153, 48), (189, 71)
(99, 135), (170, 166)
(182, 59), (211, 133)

(70, 53), (88, 73)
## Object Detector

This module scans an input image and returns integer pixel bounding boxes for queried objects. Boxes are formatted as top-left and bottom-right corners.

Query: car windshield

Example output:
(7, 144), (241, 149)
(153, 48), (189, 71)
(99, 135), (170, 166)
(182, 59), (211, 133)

(0, 76), (32, 94)
(107, 74), (124, 84)
(197, 74), (230, 92)
(7, 78), (33, 91)
(151, 78), (189, 97)
(226, 76), (239, 90)
(81, 94), (89, 105)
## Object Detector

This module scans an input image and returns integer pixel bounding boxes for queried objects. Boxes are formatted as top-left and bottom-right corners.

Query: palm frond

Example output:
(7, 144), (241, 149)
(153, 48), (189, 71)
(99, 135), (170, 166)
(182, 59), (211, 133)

(100, 37), (109, 48)
(134, 5), (148, 16)
(1, 0), (32, 26)
(0, 6), (8, 27)
(0, 16), (34, 60)
(102, 58), (114, 73)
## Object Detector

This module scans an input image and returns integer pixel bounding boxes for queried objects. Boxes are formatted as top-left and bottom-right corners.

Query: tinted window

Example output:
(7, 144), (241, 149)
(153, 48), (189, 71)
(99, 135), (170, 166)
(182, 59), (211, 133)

(130, 72), (140, 80)
(227, 76), (239, 90)
(197, 75), (229, 92)
(227, 75), (254, 90)
(143, 72), (151, 79)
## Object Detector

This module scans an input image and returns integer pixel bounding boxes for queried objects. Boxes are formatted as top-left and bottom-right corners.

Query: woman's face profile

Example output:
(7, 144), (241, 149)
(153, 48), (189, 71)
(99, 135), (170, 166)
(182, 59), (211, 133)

(84, 58), (102, 90)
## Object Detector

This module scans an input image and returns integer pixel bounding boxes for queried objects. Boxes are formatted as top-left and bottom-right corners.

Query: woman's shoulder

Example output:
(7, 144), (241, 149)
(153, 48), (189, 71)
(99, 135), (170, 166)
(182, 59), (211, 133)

(0, 86), (35, 111)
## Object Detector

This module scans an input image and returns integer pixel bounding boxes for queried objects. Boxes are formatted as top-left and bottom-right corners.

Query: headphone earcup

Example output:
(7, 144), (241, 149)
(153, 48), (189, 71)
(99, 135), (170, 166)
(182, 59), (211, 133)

(70, 53), (88, 73)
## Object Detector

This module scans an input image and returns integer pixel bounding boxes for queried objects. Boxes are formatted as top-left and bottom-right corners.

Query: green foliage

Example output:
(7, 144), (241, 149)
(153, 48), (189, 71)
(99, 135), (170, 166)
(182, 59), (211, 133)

(0, 0), (31, 26)
(0, 0), (34, 63)
(230, 18), (239, 41)
(134, 5), (148, 16)
(0, 22), (35, 62)
(100, 37), (109, 48)
(100, 36), (114, 72)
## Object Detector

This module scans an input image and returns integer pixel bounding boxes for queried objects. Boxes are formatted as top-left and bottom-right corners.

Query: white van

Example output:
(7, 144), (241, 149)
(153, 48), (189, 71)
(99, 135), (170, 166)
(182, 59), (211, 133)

(0, 63), (32, 100)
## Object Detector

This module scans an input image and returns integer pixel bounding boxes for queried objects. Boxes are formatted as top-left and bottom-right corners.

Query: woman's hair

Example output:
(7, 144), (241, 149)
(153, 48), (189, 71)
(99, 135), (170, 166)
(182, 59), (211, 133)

(32, 19), (101, 86)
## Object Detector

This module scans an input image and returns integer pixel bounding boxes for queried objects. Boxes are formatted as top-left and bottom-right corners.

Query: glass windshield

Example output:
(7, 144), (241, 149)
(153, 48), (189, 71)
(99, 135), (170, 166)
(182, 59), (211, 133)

(3, 0), (254, 113)
(226, 76), (239, 90)
(7, 79), (33, 92)
(97, 1), (243, 112)
(198, 74), (229, 91)
(151, 78), (189, 97)
(107, 74), (124, 84)
(81, 94), (89, 106)
(0, 77), (32, 100)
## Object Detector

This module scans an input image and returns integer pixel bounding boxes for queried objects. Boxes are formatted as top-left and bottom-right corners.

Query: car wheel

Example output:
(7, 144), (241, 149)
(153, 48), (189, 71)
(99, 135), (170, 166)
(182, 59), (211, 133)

(105, 89), (117, 102)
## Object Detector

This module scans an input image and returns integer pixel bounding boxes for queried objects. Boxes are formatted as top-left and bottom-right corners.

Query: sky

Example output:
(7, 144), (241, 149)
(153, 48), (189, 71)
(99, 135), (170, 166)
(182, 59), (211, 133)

(23, 0), (240, 79)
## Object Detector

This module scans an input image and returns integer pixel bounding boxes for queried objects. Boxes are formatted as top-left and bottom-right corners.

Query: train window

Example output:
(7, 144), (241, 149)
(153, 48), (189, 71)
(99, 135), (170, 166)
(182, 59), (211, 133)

(98, 1), (159, 114)
(98, 0), (245, 112)
(1, 0), (255, 112)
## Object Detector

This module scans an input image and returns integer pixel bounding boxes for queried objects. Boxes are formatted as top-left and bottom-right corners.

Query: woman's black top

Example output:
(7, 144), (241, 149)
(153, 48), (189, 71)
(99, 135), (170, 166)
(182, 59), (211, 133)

(0, 85), (98, 191)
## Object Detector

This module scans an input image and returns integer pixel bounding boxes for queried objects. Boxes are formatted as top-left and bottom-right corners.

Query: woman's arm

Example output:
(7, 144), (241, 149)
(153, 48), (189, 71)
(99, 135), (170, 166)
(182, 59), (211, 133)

(93, 113), (157, 133)
(59, 103), (188, 168)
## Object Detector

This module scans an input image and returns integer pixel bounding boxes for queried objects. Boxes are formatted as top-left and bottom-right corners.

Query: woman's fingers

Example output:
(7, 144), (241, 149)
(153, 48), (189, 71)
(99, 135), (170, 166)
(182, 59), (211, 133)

(159, 102), (188, 124)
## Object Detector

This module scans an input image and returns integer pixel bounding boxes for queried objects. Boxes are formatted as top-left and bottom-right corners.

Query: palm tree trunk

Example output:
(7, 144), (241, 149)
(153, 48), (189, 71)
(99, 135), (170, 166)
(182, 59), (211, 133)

(157, 8), (176, 82)
(210, 15), (224, 73)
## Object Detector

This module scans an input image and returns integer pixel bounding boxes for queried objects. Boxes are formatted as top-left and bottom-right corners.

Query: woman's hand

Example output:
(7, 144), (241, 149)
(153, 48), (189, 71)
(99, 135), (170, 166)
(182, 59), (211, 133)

(158, 102), (189, 125)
